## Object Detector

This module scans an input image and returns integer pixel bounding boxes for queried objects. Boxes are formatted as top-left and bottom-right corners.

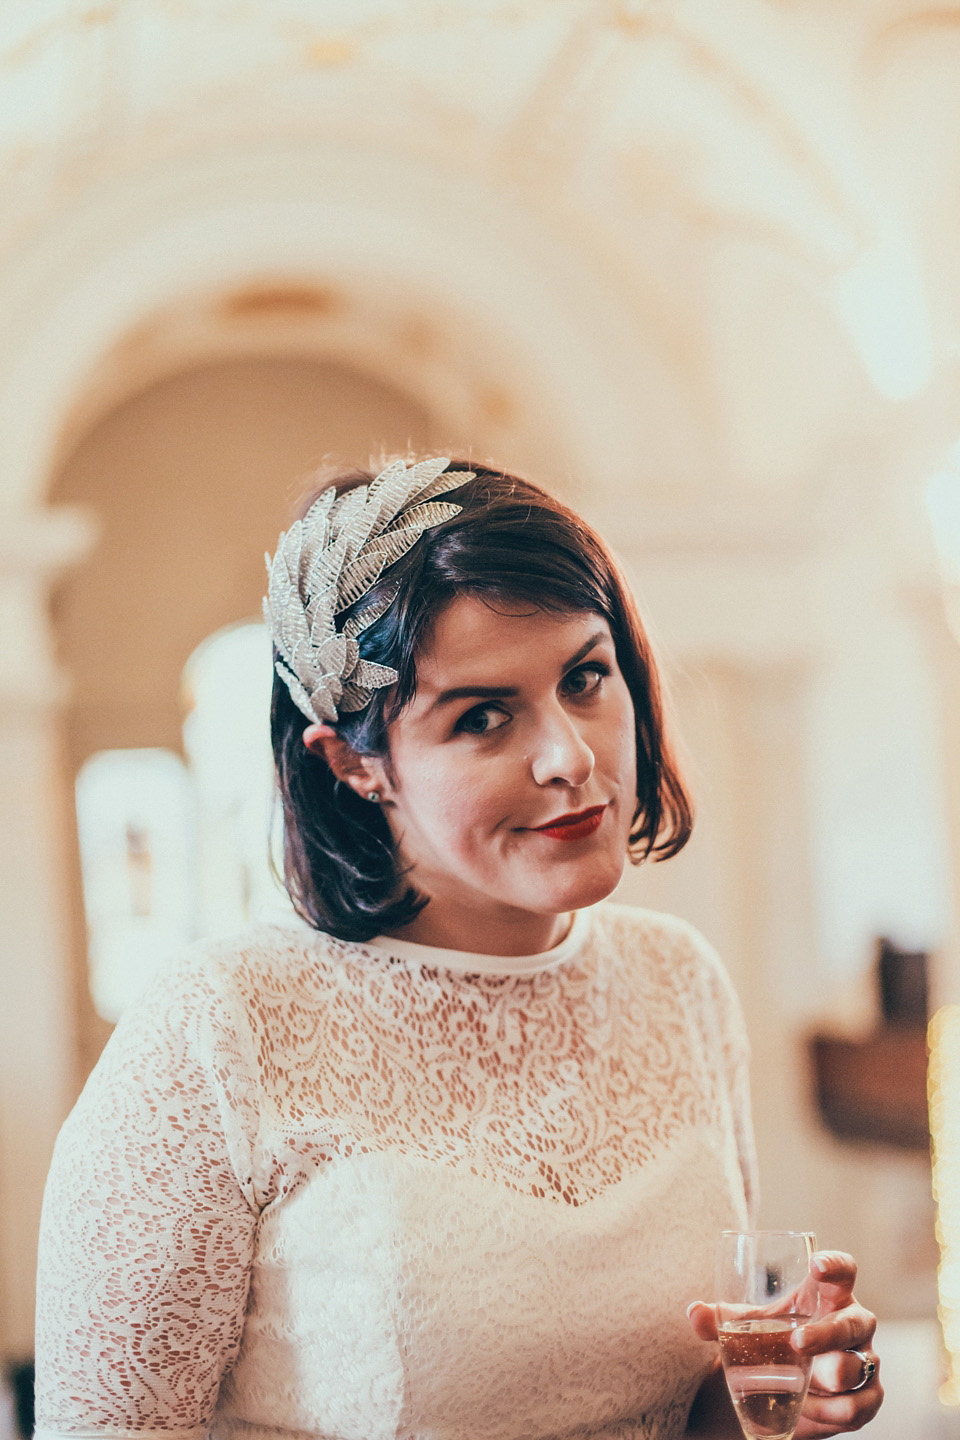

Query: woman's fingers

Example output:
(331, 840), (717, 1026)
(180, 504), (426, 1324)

(794, 1307), (875, 1359)
(791, 1253), (874, 1361)
(808, 1346), (878, 1395)
(793, 1300), (876, 1357)
(685, 1300), (718, 1343)
(685, 1284), (884, 1438)
(687, 1252), (861, 1353)
(810, 1250), (858, 1308)
(797, 1350), (883, 1435)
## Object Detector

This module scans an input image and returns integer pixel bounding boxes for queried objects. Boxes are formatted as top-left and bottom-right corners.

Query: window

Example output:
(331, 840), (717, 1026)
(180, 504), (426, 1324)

(76, 621), (289, 1021)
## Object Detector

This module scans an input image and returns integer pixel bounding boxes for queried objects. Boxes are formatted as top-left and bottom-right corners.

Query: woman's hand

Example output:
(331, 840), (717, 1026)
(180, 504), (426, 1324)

(687, 1251), (883, 1436)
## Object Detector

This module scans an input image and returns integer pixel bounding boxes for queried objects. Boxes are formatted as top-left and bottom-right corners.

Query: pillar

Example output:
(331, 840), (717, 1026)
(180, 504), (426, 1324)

(0, 504), (95, 1361)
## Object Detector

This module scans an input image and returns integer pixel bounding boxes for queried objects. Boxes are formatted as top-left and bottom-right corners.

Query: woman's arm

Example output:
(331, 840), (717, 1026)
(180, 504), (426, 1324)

(34, 952), (260, 1439)
(687, 1252), (883, 1438)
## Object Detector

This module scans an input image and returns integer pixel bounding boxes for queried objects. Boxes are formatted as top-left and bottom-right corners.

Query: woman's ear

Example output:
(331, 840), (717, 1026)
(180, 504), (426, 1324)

(303, 723), (390, 803)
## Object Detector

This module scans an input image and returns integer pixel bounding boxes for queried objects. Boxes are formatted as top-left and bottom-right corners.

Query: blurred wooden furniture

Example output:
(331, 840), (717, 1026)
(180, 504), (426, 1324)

(808, 939), (930, 1151)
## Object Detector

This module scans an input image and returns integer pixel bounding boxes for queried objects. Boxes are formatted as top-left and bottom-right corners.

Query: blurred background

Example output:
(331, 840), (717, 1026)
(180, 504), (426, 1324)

(3, 0), (960, 1434)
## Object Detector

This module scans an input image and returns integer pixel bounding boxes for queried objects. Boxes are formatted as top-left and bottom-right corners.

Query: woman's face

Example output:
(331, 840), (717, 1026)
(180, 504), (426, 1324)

(363, 594), (638, 954)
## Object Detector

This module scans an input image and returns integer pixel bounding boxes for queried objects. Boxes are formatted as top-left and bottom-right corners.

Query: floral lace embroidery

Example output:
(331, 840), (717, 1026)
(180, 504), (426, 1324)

(35, 904), (755, 1439)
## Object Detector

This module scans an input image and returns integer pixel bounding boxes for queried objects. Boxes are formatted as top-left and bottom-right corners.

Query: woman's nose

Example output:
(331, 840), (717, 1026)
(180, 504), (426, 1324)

(530, 708), (595, 788)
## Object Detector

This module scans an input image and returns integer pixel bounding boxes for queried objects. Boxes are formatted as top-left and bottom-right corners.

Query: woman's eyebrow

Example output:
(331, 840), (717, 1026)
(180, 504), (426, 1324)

(425, 631), (608, 712)
(428, 683), (519, 711)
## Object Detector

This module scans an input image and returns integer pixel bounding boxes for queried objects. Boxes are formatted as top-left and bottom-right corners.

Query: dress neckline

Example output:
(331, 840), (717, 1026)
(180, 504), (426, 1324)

(361, 907), (594, 977)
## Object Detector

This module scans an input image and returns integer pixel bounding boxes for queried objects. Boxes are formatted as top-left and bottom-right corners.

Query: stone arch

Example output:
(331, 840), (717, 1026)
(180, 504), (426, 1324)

(0, 137), (708, 519)
(48, 349), (441, 1084)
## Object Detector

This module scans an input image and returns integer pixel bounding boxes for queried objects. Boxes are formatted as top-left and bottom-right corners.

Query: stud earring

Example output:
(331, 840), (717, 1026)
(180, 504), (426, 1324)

(367, 791), (380, 803)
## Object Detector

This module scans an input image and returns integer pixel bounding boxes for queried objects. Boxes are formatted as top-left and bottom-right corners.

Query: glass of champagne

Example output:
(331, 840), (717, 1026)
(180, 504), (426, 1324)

(716, 1229), (820, 1440)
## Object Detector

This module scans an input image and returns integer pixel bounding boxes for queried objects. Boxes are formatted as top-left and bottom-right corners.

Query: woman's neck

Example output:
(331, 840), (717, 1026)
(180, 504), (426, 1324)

(380, 904), (573, 957)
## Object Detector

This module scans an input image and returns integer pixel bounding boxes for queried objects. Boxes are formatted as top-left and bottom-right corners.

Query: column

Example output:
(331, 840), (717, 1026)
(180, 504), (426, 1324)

(0, 504), (96, 1362)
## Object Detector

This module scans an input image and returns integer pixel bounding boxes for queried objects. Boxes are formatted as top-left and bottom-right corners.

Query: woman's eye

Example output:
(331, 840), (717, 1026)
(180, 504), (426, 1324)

(455, 705), (510, 736)
(562, 662), (609, 697)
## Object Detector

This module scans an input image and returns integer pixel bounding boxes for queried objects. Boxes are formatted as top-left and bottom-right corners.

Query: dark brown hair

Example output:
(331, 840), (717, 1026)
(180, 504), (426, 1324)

(270, 461), (693, 941)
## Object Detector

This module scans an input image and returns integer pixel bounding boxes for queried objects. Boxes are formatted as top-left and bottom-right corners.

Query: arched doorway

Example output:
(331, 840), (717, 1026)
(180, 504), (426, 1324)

(49, 352), (447, 1079)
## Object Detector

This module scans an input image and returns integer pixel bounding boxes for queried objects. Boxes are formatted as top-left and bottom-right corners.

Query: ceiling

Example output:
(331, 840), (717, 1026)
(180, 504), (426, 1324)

(1, 0), (959, 501)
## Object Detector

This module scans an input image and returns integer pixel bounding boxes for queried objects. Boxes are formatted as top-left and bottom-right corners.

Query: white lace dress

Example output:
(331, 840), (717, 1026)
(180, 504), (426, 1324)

(35, 902), (756, 1440)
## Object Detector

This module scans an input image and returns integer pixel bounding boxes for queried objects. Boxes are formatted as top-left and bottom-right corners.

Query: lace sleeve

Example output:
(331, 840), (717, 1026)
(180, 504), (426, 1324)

(34, 947), (261, 1439)
(726, 1005), (759, 1226)
(696, 932), (759, 1226)
(655, 912), (759, 1227)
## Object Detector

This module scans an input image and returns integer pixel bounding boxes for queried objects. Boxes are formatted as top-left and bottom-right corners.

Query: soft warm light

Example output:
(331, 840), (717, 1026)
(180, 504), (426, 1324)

(926, 463), (960, 585)
(76, 622), (290, 1022)
(182, 620), (288, 934)
(928, 1004), (960, 1405)
(76, 748), (196, 1021)
(832, 238), (933, 402)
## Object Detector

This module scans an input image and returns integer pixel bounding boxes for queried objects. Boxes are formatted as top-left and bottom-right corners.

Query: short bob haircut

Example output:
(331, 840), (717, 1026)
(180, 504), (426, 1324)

(271, 460), (693, 943)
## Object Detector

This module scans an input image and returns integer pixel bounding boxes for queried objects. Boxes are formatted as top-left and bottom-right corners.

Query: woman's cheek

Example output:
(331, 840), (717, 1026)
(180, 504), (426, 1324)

(419, 763), (481, 827)
(433, 763), (512, 841)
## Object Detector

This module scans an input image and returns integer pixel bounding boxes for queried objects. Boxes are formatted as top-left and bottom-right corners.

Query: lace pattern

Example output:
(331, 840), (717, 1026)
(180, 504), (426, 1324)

(35, 904), (756, 1440)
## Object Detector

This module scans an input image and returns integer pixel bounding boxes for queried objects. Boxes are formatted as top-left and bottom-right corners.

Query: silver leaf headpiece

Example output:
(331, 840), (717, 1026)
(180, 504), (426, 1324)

(264, 456), (474, 724)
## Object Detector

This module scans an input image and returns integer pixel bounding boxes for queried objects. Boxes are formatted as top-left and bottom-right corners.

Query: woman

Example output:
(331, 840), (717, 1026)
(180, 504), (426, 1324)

(35, 457), (882, 1439)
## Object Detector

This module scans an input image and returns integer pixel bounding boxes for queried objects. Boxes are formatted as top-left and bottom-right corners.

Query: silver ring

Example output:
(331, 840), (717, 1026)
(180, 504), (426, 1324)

(846, 1349), (877, 1393)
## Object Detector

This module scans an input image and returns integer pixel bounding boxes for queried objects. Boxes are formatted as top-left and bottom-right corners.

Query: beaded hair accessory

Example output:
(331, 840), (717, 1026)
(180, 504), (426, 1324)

(264, 456), (474, 724)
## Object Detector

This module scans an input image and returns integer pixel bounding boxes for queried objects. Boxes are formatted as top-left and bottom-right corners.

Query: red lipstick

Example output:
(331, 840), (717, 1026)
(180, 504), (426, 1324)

(532, 805), (607, 841)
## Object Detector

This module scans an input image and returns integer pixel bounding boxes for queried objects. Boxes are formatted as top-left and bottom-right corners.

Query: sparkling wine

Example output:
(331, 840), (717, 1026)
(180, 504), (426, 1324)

(719, 1316), (813, 1440)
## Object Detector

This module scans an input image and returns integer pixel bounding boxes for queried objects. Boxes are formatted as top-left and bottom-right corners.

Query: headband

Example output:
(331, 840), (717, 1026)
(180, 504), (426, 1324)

(264, 456), (474, 724)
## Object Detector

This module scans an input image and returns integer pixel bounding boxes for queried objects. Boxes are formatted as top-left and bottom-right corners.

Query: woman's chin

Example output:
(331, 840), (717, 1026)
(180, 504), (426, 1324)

(532, 853), (627, 915)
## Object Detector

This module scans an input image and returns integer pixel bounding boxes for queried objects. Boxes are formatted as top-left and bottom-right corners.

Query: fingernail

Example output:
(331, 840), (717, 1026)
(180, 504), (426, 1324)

(792, 1326), (807, 1348)
(811, 1255), (827, 1275)
(686, 1302), (697, 1320)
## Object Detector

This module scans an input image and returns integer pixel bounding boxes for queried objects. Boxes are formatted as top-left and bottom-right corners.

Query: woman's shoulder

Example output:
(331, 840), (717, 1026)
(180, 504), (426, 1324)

(165, 911), (348, 996)
(588, 900), (739, 1005)
(108, 912), (344, 1034)
(590, 898), (719, 961)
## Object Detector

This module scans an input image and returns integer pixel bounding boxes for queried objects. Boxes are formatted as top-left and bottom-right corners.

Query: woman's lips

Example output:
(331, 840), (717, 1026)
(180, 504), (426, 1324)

(531, 804), (607, 841)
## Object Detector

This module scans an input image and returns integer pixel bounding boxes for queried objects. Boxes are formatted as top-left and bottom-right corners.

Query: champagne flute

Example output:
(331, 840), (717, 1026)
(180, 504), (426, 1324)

(716, 1229), (820, 1440)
